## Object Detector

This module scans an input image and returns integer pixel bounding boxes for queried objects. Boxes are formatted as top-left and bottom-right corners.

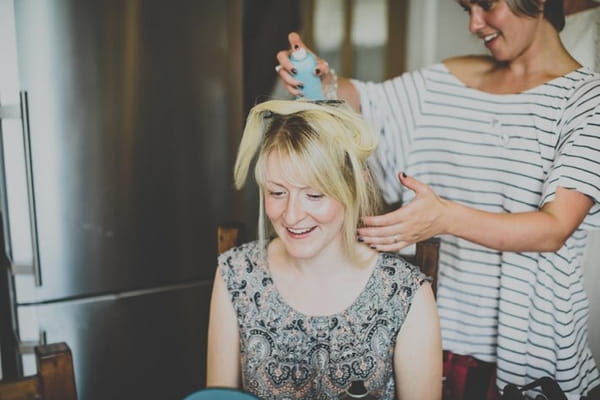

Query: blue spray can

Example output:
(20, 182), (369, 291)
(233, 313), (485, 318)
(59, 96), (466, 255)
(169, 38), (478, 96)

(289, 48), (324, 100)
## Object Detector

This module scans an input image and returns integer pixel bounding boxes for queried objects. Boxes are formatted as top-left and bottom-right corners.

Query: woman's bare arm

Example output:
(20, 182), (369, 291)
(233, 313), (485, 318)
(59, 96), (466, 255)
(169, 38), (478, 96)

(359, 173), (593, 253)
(206, 266), (241, 387)
(393, 282), (442, 400)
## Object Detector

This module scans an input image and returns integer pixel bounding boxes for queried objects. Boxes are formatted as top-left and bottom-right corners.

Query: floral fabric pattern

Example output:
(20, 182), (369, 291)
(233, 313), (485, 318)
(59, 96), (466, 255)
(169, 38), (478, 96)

(218, 240), (427, 400)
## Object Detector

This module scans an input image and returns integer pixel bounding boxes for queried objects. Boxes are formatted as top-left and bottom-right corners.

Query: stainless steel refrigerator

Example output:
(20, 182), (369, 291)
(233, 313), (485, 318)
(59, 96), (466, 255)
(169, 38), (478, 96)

(0, 0), (244, 399)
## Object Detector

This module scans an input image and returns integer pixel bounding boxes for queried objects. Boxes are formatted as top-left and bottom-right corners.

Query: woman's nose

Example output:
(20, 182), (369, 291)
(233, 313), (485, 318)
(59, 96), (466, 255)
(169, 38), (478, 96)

(468, 8), (485, 34)
(283, 196), (305, 225)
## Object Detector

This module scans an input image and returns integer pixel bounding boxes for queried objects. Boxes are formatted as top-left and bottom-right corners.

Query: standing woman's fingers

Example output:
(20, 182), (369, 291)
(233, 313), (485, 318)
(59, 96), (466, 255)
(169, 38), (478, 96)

(362, 206), (405, 229)
(288, 32), (306, 50)
(372, 241), (412, 252)
(357, 211), (412, 249)
(276, 45), (301, 71)
(289, 32), (329, 78)
(314, 59), (330, 80)
(398, 171), (431, 198)
(276, 32), (320, 97)
(275, 49), (302, 96)
(358, 222), (403, 240)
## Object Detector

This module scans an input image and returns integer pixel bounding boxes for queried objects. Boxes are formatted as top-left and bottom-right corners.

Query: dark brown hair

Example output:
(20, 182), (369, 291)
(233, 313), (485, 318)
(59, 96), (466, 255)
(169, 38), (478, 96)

(504, 0), (565, 31)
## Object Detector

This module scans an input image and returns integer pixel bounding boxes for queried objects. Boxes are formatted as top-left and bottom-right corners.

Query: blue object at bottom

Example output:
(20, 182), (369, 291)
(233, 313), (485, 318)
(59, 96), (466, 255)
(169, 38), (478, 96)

(182, 387), (260, 400)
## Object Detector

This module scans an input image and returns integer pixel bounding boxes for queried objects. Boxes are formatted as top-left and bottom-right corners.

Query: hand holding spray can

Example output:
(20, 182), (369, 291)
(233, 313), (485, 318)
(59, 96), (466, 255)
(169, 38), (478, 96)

(289, 47), (324, 100)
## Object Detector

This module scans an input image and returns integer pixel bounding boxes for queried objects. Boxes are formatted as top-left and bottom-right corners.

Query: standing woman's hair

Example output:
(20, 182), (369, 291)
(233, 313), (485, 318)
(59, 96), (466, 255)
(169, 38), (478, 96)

(459, 0), (565, 31)
(234, 100), (382, 259)
(503, 0), (565, 31)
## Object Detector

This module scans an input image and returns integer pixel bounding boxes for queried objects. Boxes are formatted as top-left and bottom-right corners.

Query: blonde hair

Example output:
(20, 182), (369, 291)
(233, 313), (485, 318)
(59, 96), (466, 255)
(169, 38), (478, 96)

(234, 100), (382, 258)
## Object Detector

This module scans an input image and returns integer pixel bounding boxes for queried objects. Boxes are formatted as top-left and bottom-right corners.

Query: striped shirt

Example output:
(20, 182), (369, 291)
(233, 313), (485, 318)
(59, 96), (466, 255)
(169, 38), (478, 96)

(353, 64), (600, 397)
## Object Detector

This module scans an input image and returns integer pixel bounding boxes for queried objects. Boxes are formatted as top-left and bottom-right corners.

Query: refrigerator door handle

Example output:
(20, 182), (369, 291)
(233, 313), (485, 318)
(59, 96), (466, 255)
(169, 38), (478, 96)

(0, 100), (20, 264)
(0, 104), (21, 119)
(0, 92), (42, 285)
(0, 91), (42, 287)
(19, 91), (42, 287)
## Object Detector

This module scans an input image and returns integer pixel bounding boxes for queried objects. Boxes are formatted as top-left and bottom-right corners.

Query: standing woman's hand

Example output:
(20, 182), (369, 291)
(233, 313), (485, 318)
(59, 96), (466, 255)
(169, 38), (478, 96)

(275, 32), (331, 97)
(358, 173), (450, 251)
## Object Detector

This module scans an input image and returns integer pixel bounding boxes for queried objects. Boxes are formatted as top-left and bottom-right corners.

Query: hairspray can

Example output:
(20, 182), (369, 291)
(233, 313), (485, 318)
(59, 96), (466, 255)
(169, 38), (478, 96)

(289, 48), (324, 100)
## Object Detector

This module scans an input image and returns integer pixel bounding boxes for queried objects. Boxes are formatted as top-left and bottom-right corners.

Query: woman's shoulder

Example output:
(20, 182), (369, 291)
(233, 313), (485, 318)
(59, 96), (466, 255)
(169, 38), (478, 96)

(219, 239), (261, 256)
(217, 240), (264, 274)
(377, 251), (429, 286)
(442, 55), (496, 83)
(373, 252), (432, 316)
(568, 67), (600, 88)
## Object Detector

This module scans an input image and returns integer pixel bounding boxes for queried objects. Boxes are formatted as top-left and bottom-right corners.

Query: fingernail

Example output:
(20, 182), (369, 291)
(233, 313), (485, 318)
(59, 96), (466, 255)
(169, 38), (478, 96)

(291, 68), (298, 75)
(297, 83), (304, 89)
(402, 172), (407, 178)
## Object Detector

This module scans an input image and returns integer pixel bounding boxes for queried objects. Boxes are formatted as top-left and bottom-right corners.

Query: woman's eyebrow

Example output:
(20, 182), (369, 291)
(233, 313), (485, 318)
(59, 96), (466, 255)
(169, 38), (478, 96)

(267, 180), (314, 190)
(265, 180), (285, 187)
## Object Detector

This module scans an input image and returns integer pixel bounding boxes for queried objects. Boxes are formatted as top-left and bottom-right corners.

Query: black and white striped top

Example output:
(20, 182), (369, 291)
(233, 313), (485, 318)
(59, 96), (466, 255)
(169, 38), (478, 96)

(353, 64), (600, 397)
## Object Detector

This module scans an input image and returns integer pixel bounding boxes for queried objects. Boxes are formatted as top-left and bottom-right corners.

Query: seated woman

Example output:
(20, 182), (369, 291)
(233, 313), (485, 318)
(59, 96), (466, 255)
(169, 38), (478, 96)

(206, 100), (442, 400)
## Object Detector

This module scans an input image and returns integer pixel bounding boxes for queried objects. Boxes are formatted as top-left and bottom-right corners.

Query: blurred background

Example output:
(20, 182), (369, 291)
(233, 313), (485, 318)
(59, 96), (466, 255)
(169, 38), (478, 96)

(0, 1), (597, 399)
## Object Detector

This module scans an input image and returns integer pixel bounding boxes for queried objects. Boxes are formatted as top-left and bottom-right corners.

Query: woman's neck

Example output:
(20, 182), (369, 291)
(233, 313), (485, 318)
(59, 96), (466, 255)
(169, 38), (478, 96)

(269, 237), (374, 277)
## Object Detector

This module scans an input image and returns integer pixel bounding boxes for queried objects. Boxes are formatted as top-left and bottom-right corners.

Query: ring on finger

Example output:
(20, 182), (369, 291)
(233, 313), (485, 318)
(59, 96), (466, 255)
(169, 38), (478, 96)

(275, 65), (283, 73)
(393, 235), (399, 243)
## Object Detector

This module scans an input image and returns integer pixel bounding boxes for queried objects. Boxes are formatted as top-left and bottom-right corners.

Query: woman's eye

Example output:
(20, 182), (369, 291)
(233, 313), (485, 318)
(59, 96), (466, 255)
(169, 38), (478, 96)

(268, 191), (285, 198)
(478, 0), (493, 11)
(457, 0), (471, 13)
(307, 193), (324, 200)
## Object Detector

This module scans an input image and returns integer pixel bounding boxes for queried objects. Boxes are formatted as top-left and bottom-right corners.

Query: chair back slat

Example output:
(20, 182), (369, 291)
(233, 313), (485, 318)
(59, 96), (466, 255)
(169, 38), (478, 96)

(217, 223), (243, 254)
(37, 342), (77, 400)
(0, 378), (39, 400)
(402, 238), (440, 297)
(0, 342), (77, 400)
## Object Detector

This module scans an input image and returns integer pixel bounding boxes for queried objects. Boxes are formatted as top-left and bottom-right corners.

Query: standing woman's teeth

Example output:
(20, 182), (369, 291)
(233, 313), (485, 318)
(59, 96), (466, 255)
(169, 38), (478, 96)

(288, 227), (313, 234)
(484, 32), (499, 42)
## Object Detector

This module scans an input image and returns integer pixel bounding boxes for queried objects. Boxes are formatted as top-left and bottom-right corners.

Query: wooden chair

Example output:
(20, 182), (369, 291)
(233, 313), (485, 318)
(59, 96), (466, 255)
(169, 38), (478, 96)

(217, 223), (440, 295)
(0, 342), (77, 400)
(401, 238), (440, 296)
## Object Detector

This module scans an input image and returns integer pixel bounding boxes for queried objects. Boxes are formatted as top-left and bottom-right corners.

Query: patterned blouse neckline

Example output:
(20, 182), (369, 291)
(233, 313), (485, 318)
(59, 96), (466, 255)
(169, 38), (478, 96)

(256, 240), (382, 320)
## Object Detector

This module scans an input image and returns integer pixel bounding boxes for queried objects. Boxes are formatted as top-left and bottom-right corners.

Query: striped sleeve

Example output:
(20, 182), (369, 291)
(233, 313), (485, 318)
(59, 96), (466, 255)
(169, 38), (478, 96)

(352, 71), (423, 204)
(541, 77), (600, 229)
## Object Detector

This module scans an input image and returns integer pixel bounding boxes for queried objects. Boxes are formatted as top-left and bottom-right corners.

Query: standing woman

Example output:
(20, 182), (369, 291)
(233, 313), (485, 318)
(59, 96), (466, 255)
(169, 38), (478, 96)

(206, 100), (442, 400)
(275, 0), (600, 398)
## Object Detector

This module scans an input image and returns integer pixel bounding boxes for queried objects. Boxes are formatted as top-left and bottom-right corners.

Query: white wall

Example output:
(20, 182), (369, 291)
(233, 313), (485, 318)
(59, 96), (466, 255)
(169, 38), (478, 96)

(405, 0), (600, 368)
(406, 0), (485, 70)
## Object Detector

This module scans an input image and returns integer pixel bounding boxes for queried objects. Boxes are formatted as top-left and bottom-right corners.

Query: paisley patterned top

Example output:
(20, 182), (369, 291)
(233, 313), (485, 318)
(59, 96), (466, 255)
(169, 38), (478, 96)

(218, 240), (428, 400)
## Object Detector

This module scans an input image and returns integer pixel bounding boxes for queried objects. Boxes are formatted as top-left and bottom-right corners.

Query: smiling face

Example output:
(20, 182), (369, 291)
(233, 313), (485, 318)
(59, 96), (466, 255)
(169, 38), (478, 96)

(263, 152), (346, 261)
(459, 0), (544, 62)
